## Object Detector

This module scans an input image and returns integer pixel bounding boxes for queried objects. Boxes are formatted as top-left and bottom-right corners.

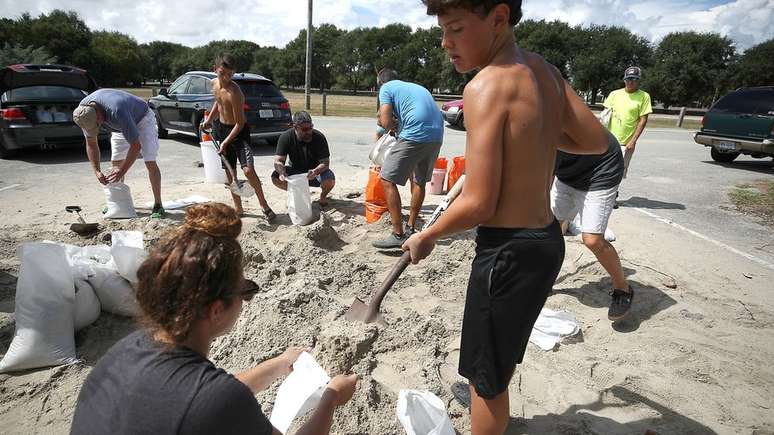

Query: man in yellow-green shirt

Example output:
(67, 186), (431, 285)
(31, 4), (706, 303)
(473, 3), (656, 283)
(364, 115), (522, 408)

(603, 66), (652, 178)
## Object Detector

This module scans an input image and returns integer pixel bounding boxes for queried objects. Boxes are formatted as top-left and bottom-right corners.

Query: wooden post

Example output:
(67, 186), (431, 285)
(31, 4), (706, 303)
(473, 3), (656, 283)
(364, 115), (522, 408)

(677, 107), (687, 128)
(322, 93), (327, 116)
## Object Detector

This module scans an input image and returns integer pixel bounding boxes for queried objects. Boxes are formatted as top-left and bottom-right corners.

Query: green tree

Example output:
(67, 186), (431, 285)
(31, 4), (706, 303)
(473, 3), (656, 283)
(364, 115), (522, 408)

(331, 28), (369, 91)
(733, 39), (774, 88)
(16, 10), (92, 67)
(89, 31), (145, 86)
(251, 46), (280, 80)
(311, 24), (344, 91)
(645, 31), (736, 108)
(0, 43), (57, 65)
(140, 41), (188, 84)
(570, 25), (652, 103)
(515, 19), (580, 78)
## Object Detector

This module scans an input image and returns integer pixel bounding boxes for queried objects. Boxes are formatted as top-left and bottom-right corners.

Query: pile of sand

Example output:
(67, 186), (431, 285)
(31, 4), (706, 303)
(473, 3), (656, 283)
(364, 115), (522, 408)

(1, 194), (774, 434)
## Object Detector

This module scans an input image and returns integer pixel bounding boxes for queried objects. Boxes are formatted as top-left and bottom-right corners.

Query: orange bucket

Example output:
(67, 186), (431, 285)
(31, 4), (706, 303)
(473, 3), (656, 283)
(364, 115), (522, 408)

(365, 167), (388, 223)
(447, 156), (465, 191)
(434, 157), (448, 170)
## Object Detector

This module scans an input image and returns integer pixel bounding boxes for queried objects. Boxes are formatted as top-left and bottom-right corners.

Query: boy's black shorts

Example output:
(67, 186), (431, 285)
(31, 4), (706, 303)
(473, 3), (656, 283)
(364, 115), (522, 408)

(459, 220), (565, 400)
(213, 120), (253, 169)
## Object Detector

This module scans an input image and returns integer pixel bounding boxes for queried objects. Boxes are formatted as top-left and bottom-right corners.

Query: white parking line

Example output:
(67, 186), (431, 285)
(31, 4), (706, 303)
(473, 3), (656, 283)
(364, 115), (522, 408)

(0, 184), (21, 193)
(633, 207), (774, 272)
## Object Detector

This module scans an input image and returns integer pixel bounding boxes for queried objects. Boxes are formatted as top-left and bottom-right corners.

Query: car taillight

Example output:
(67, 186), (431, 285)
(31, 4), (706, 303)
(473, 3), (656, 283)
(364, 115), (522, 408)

(280, 102), (290, 110)
(1, 108), (27, 121)
(243, 103), (250, 111)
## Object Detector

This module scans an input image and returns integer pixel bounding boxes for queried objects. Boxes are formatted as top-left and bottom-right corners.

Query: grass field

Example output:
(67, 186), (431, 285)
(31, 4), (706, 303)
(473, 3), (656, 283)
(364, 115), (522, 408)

(120, 87), (701, 130)
(730, 180), (774, 223)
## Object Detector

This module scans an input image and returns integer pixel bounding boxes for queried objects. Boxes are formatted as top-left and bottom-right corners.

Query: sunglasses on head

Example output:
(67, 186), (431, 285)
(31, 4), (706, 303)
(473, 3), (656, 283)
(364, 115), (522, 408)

(237, 279), (261, 302)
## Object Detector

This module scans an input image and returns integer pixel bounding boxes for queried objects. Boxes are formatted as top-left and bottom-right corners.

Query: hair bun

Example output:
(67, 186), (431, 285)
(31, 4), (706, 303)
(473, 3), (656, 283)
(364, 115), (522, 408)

(184, 202), (242, 238)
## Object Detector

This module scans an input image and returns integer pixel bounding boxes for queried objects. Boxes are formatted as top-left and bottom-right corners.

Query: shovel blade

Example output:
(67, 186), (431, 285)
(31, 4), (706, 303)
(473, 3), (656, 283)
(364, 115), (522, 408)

(344, 297), (387, 327)
(69, 223), (99, 235)
(229, 181), (256, 198)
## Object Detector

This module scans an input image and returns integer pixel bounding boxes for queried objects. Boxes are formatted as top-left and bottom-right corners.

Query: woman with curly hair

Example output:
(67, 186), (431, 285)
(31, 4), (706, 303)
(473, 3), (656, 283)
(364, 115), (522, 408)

(71, 202), (357, 435)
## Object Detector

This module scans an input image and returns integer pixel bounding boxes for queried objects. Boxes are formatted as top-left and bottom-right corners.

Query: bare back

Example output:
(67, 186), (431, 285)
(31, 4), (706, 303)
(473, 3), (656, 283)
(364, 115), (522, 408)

(212, 78), (245, 126)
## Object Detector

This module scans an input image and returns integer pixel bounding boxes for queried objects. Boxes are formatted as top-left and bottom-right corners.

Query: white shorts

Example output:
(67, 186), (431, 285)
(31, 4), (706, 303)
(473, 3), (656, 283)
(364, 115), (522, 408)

(551, 178), (618, 234)
(110, 110), (159, 162)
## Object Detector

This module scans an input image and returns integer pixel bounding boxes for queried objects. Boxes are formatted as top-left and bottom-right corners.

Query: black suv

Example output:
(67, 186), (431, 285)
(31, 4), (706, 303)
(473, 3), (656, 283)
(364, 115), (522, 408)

(148, 71), (292, 144)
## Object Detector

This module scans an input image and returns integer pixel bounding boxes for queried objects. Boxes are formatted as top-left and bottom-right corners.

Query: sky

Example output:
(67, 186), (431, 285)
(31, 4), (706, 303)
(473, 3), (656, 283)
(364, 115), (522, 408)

(1, 0), (772, 50)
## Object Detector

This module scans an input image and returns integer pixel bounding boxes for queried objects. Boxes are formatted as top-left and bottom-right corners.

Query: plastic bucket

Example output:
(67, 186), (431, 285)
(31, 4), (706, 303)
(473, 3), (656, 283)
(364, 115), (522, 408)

(434, 157), (448, 170)
(428, 168), (446, 195)
(200, 136), (227, 184)
(447, 156), (465, 191)
(365, 201), (388, 223)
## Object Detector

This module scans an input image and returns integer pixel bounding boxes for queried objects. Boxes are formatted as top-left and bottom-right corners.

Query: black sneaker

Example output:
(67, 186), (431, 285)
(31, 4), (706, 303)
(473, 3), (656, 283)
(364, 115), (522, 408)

(608, 287), (634, 321)
(372, 232), (406, 249)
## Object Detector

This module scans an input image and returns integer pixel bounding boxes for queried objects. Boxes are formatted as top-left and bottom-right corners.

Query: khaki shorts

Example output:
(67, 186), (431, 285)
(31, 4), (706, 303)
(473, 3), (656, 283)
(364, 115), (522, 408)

(620, 146), (634, 178)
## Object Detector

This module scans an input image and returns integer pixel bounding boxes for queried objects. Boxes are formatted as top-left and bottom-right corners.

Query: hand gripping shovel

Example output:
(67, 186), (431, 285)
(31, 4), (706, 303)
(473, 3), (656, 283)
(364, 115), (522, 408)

(345, 175), (466, 326)
(201, 125), (255, 198)
(65, 206), (99, 235)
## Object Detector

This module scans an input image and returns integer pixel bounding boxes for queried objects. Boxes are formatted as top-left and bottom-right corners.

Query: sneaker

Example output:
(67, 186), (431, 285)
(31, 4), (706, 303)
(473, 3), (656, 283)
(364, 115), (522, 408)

(406, 226), (418, 236)
(608, 287), (634, 321)
(450, 381), (471, 409)
(372, 232), (406, 249)
(150, 204), (166, 219)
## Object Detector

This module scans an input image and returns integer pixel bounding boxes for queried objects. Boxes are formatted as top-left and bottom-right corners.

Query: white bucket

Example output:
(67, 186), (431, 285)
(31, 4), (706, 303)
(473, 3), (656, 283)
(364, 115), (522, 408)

(200, 140), (227, 184)
(427, 168), (446, 195)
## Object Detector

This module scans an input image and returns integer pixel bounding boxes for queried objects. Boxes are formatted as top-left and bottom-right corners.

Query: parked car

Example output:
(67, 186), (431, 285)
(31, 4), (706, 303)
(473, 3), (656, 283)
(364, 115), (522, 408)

(149, 71), (292, 144)
(441, 99), (465, 129)
(0, 64), (108, 159)
(694, 86), (774, 163)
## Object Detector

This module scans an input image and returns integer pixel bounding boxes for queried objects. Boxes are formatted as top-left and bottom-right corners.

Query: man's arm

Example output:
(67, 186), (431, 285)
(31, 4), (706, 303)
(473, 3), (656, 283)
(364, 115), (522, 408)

(274, 155), (288, 180)
(108, 140), (142, 183)
(402, 78), (508, 263)
(85, 136), (108, 185)
(218, 90), (247, 153)
(202, 101), (219, 127)
(560, 81), (609, 155)
(378, 104), (396, 131)
(309, 158), (330, 180)
(625, 115), (648, 150)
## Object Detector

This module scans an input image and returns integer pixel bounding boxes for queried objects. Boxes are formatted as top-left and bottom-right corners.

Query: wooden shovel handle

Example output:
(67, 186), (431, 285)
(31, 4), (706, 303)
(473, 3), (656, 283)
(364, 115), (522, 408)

(366, 251), (412, 317)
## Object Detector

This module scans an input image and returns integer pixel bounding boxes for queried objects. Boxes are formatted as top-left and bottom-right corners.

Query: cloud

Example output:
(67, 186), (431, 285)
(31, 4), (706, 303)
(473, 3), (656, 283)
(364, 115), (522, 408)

(0, 0), (771, 50)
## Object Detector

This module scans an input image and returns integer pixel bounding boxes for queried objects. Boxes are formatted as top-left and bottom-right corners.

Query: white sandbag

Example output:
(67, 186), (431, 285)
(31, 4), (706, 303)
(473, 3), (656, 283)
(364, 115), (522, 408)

(104, 182), (137, 219)
(270, 352), (331, 434)
(286, 174), (314, 226)
(396, 390), (455, 435)
(111, 231), (146, 284)
(74, 279), (101, 331)
(0, 243), (78, 373)
(88, 267), (141, 317)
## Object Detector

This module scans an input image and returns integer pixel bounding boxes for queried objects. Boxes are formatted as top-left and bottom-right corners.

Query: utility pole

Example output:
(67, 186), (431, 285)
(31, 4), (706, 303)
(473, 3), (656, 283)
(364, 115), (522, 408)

(305, 0), (313, 110)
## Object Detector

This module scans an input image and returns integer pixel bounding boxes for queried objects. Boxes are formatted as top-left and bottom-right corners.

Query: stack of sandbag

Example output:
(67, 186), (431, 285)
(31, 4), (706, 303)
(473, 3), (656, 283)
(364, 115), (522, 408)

(0, 232), (147, 373)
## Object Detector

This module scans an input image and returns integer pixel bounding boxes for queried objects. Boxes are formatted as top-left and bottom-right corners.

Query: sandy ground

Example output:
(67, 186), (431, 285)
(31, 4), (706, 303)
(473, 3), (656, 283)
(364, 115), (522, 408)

(1, 165), (773, 435)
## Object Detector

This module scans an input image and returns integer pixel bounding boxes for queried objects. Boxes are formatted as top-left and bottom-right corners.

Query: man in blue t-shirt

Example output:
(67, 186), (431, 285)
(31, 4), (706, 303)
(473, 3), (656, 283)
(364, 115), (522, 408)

(373, 68), (444, 249)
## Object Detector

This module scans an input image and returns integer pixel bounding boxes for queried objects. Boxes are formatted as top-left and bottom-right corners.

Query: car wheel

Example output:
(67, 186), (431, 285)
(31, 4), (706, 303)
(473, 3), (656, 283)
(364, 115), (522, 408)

(156, 114), (168, 139)
(459, 114), (466, 131)
(711, 147), (740, 163)
(0, 140), (18, 159)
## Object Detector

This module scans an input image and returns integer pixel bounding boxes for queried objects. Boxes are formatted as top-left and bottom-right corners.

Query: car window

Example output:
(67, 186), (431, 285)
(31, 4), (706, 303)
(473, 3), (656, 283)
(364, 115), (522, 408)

(748, 90), (774, 116)
(1, 86), (88, 103)
(237, 81), (283, 98)
(168, 77), (190, 95)
(187, 77), (208, 95)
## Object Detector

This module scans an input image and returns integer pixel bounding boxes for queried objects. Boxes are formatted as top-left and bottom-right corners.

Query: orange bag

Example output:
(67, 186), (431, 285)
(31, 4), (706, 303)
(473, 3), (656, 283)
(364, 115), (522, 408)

(365, 167), (388, 223)
(434, 157), (448, 170)
(447, 156), (465, 191)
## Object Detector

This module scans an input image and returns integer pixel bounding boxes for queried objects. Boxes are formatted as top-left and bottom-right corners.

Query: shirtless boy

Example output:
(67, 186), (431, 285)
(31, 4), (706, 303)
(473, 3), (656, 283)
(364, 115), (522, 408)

(404, 1), (609, 433)
(202, 54), (275, 221)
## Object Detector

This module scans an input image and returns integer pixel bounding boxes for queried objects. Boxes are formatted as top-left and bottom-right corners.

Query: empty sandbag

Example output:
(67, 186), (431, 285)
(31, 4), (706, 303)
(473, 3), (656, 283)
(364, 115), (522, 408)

(396, 390), (455, 435)
(286, 174), (314, 226)
(0, 243), (78, 373)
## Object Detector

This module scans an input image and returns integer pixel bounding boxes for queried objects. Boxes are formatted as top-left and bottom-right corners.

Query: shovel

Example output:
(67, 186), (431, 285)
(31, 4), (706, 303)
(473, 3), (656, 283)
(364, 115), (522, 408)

(201, 125), (255, 198)
(345, 175), (466, 326)
(65, 206), (99, 235)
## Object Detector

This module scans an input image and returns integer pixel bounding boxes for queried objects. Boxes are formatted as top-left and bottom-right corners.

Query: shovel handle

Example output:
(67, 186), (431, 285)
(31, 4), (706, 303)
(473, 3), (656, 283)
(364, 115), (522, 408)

(365, 251), (412, 318)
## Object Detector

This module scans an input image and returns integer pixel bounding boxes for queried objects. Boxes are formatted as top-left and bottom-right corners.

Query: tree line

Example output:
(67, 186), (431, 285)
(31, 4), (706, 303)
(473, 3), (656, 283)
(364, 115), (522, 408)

(1, 10), (772, 108)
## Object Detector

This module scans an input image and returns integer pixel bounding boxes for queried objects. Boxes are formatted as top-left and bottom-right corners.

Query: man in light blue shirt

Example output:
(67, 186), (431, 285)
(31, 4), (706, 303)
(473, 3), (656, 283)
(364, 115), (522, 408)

(373, 68), (444, 249)
(73, 89), (164, 217)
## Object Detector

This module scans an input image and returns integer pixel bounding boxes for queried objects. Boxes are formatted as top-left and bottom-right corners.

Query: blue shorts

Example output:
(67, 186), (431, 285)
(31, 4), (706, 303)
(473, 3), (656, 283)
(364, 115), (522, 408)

(271, 167), (335, 188)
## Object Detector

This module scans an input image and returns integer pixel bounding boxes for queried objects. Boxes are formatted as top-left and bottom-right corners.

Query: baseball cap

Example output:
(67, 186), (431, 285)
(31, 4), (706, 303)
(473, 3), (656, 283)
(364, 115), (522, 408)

(623, 66), (641, 80)
(293, 111), (313, 125)
(72, 104), (100, 138)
